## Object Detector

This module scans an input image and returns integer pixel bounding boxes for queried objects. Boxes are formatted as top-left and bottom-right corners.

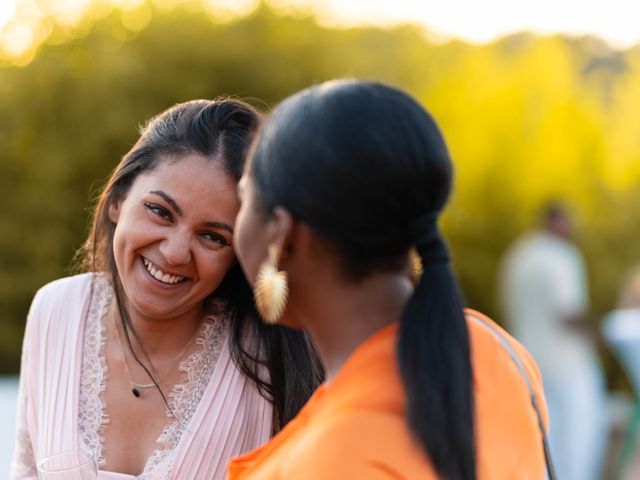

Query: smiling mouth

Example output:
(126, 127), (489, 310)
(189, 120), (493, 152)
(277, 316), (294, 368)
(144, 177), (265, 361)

(142, 258), (187, 285)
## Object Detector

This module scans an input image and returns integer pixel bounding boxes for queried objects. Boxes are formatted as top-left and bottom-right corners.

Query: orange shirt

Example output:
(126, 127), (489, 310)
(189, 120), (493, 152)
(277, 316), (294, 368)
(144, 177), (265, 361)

(229, 309), (548, 479)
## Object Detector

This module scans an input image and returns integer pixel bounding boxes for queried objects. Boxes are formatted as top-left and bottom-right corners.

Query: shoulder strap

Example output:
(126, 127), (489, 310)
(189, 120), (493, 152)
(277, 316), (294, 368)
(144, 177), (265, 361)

(470, 315), (557, 480)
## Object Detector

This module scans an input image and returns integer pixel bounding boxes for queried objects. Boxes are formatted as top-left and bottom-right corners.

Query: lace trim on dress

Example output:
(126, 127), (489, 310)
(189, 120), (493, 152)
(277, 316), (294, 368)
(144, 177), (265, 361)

(141, 309), (229, 479)
(78, 273), (112, 468)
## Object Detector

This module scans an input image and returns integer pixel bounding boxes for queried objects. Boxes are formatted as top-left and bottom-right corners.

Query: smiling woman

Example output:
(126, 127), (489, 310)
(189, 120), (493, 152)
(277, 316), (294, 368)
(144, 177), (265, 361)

(108, 155), (240, 322)
(10, 98), (322, 480)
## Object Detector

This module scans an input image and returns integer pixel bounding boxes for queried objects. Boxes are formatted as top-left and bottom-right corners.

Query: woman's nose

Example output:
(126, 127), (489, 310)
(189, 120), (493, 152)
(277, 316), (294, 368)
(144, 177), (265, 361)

(159, 231), (192, 266)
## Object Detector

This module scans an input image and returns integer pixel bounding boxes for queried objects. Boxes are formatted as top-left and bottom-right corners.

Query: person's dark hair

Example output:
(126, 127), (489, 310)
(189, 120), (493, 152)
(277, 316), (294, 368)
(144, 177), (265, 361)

(77, 98), (322, 432)
(249, 80), (475, 478)
(542, 201), (567, 223)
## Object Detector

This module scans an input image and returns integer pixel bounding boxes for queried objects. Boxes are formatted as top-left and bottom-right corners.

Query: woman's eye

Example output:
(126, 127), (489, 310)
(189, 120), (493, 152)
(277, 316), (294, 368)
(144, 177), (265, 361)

(144, 203), (172, 222)
(201, 232), (231, 247)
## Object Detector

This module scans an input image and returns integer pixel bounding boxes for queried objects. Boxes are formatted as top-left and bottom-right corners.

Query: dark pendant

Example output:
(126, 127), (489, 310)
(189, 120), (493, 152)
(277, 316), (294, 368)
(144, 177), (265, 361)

(132, 387), (141, 398)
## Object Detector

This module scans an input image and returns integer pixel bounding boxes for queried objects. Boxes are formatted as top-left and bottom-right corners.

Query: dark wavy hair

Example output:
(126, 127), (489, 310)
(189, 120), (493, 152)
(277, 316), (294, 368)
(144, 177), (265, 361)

(248, 80), (475, 478)
(77, 98), (323, 432)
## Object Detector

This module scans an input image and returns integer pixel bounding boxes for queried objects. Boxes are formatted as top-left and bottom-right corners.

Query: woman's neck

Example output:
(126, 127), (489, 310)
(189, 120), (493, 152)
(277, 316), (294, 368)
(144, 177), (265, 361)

(114, 300), (203, 358)
(298, 272), (413, 382)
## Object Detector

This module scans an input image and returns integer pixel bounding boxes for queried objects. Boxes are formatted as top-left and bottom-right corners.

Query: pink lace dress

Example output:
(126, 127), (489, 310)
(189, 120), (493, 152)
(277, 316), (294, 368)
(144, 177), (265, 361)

(11, 273), (272, 480)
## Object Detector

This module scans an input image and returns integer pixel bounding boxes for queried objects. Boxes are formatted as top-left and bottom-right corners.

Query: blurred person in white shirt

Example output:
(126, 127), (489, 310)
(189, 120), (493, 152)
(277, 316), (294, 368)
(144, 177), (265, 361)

(500, 203), (607, 480)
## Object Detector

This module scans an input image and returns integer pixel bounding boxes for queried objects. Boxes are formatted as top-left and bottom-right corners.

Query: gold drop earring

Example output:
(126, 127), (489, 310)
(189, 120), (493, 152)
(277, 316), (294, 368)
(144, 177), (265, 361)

(254, 243), (289, 324)
(410, 248), (423, 284)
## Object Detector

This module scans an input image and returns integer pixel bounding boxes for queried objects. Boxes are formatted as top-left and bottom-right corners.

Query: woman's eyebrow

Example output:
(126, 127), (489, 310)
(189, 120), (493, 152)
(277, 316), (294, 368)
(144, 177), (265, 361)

(203, 221), (234, 234)
(150, 190), (182, 215)
(150, 190), (233, 233)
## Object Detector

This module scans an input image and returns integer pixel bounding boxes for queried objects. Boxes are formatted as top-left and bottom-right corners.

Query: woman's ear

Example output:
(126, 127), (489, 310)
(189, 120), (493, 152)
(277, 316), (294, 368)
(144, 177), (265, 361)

(266, 207), (295, 262)
(108, 199), (122, 224)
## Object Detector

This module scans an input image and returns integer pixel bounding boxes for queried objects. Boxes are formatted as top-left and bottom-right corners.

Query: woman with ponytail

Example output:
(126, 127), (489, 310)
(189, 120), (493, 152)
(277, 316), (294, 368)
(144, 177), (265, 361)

(229, 80), (550, 479)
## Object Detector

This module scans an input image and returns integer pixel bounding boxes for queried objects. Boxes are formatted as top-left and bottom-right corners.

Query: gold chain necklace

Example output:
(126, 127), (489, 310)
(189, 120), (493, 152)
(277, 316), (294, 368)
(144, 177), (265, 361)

(113, 316), (199, 398)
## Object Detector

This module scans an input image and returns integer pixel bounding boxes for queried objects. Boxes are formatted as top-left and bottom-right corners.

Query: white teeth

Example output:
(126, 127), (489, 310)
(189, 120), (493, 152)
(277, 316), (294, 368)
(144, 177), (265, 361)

(142, 258), (185, 285)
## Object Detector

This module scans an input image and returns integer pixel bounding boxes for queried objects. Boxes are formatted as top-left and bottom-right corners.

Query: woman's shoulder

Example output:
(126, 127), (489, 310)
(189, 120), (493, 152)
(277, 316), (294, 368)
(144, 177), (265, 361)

(464, 308), (543, 391)
(22, 273), (104, 362)
(29, 272), (101, 320)
(36, 271), (95, 293)
(464, 309), (549, 477)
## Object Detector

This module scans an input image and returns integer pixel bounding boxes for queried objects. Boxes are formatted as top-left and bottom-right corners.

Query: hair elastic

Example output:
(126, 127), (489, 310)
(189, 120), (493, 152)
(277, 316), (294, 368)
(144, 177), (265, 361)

(411, 213), (449, 265)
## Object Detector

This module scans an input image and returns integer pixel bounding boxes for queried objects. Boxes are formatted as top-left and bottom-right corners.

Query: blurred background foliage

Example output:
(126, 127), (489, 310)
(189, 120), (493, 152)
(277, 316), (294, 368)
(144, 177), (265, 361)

(1, 0), (640, 375)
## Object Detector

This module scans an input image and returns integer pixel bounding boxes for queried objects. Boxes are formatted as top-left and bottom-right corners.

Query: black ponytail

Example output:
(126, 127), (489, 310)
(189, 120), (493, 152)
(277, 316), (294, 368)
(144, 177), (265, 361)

(399, 215), (475, 479)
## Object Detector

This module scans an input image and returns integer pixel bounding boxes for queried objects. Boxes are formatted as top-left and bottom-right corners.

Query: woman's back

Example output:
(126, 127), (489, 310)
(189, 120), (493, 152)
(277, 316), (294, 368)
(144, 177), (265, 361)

(230, 310), (547, 479)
